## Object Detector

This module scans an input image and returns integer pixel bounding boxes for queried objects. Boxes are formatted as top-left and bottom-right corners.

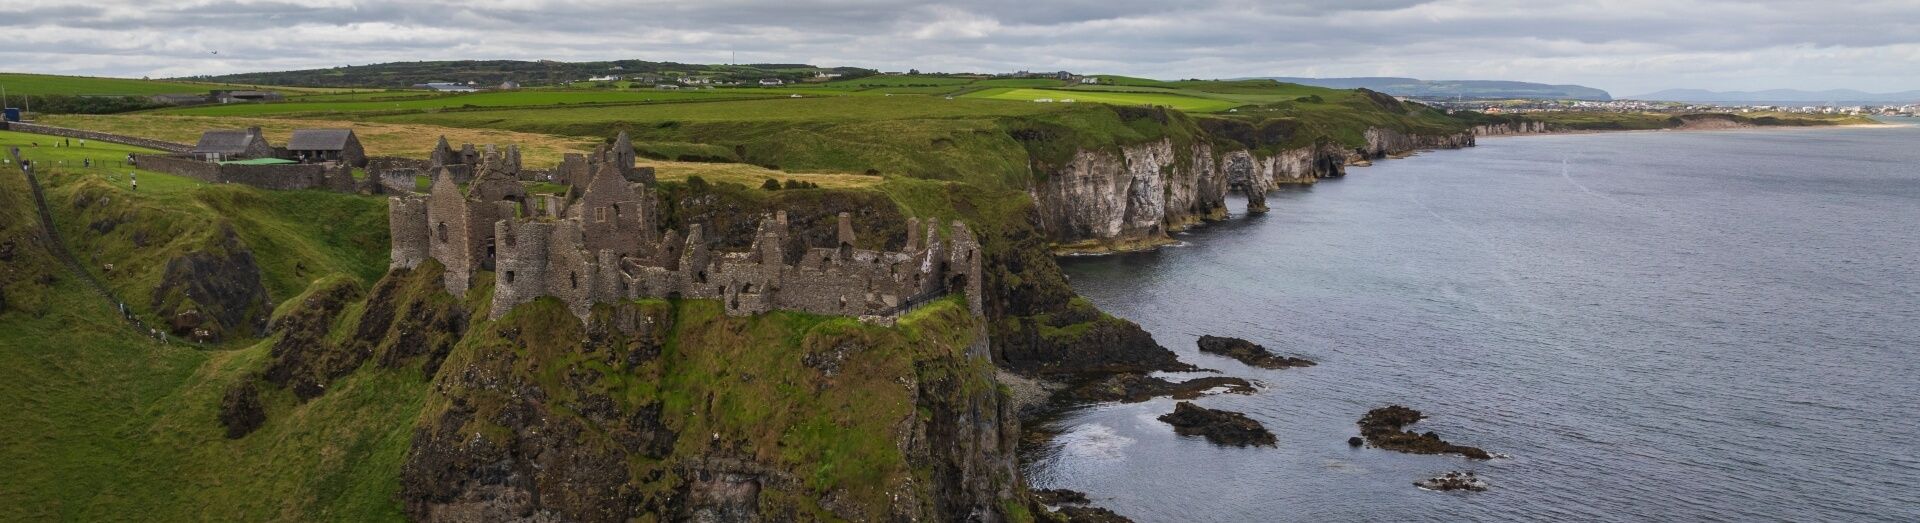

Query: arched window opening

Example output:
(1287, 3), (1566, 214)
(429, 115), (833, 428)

(570, 272), (579, 289)
(436, 222), (448, 243)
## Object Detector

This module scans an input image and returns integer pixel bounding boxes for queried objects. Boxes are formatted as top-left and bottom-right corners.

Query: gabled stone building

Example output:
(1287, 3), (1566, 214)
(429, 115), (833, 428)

(389, 134), (982, 321)
(287, 128), (367, 167)
(192, 127), (275, 161)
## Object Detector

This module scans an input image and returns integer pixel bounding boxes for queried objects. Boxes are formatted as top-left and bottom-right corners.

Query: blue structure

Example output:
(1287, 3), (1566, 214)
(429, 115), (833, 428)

(3, 108), (19, 122)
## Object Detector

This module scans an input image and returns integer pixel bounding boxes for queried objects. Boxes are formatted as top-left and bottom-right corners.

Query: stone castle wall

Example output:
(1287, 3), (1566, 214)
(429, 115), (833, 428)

(390, 137), (984, 322)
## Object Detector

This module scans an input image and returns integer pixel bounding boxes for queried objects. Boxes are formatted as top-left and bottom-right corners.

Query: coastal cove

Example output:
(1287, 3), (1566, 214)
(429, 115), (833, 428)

(1026, 123), (1920, 521)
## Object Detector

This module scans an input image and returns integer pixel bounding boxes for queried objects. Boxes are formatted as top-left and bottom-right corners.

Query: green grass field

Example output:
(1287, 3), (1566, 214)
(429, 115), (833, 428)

(0, 72), (349, 97)
(148, 88), (787, 117)
(964, 87), (1245, 113)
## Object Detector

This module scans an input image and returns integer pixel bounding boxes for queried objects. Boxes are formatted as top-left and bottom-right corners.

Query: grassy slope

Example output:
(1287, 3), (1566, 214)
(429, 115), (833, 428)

(3, 130), (389, 323)
(0, 141), (418, 519)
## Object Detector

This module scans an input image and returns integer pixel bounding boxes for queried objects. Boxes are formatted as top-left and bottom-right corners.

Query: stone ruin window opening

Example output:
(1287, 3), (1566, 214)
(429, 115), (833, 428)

(436, 222), (448, 243)
(596, 206), (608, 223)
(694, 271), (708, 284)
(505, 232), (516, 247)
(570, 272), (579, 289)
(505, 271), (516, 283)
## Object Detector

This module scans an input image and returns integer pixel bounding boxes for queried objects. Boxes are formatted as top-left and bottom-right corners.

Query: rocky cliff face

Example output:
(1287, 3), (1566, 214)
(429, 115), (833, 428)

(1358, 128), (1476, 160)
(399, 298), (1026, 522)
(1031, 127), (1471, 251)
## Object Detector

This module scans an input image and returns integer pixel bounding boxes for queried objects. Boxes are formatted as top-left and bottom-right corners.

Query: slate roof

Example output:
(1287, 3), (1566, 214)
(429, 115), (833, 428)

(193, 130), (258, 155)
(287, 129), (355, 151)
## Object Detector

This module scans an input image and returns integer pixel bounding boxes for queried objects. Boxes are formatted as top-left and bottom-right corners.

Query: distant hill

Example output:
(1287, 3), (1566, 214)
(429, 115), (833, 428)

(181, 59), (876, 89)
(1627, 88), (1920, 104)
(1260, 77), (1612, 101)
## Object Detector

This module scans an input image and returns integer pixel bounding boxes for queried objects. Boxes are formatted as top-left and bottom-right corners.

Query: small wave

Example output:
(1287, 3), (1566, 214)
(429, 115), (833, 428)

(1056, 423), (1136, 461)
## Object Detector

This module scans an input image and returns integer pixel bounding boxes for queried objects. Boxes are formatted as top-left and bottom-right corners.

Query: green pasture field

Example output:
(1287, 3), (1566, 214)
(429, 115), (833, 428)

(146, 89), (787, 117)
(963, 87), (1245, 113)
(0, 72), (351, 96)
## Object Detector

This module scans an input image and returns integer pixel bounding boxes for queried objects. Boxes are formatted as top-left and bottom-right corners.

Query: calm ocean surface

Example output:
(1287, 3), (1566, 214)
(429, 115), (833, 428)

(1030, 122), (1920, 522)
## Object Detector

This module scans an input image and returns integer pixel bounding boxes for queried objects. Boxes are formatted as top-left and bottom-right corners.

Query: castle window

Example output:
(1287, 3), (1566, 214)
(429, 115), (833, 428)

(436, 222), (448, 243)
(613, 204), (621, 219)
(570, 272), (579, 289)
(596, 207), (607, 223)
(505, 232), (516, 247)
(505, 271), (515, 283)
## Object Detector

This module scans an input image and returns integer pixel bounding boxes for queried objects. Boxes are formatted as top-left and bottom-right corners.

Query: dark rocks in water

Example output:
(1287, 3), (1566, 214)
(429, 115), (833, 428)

(217, 379), (266, 439)
(1357, 405), (1492, 459)
(1033, 488), (1091, 506)
(1157, 401), (1277, 447)
(1061, 373), (1255, 404)
(1348, 436), (1365, 447)
(1057, 505), (1135, 522)
(1196, 335), (1314, 369)
(1415, 471), (1489, 492)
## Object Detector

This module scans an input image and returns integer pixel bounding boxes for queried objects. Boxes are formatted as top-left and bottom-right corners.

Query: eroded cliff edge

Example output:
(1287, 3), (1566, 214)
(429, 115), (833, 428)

(1029, 120), (1477, 253)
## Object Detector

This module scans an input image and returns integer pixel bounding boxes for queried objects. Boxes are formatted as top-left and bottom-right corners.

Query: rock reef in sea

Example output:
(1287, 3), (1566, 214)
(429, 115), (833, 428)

(1356, 405), (1492, 459)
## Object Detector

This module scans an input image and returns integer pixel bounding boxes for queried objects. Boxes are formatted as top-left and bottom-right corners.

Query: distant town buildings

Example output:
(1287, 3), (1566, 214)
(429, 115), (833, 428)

(416, 82), (478, 93)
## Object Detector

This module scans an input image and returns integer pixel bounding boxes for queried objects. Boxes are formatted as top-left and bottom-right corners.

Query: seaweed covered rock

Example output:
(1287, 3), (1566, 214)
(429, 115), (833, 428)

(1356, 405), (1491, 459)
(1415, 471), (1489, 492)
(1057, 505), (1136, 522)
(1196, 335), (1314, 369)
(1157, 401), (1276, 447)
(1061, 373), (1255, 404)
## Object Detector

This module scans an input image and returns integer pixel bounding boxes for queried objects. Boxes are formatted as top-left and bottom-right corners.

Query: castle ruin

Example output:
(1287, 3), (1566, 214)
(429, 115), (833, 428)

(389, 133), (984, 321)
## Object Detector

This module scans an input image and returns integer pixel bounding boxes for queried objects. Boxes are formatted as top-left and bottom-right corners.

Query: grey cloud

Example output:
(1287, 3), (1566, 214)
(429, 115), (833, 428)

(0, 0), (1914, 94)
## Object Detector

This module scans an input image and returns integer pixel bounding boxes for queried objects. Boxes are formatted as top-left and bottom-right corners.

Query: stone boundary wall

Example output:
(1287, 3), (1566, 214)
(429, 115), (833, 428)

(133, 153), (343, 192)
(220, 163), (327, 190)
(133, 154), (221, 182)
(4, 122), (193, 153)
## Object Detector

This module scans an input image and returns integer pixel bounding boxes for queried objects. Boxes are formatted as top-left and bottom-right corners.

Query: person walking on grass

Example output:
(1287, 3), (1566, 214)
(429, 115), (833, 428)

(130, 172), (137, 192)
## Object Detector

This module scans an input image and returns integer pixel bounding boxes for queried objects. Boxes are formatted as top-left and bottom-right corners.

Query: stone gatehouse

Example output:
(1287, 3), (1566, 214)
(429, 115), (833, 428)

(389, 133), (983, 320)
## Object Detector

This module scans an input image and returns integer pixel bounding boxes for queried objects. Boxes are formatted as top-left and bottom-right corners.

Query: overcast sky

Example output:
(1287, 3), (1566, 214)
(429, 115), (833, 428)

(2, 0), (1915, 95)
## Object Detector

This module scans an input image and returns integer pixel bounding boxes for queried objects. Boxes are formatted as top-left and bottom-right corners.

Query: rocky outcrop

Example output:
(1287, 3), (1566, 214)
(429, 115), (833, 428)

(1356, 405), (1492, 459)
(1196, 335), (1315, 369)
(1415, 471), (1489, 492)
(260, 278), (366, 400)
(1221, 144), (1349, 213)
(218, 380), (266, 439)
(1357, 128), (1476, 160)
(1157, 401), (1277, 447)
(150, 224), (272, 343)
(1061, 373), (1254, 404)
(402, 297), (1027, 522)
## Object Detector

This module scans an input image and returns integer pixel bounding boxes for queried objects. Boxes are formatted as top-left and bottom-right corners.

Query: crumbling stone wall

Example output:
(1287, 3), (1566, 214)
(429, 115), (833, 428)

(391, 135), (986, 322)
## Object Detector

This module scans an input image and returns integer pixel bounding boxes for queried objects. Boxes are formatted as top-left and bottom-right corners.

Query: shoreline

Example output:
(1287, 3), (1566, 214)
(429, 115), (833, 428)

(1476, 121), (1907, 140)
